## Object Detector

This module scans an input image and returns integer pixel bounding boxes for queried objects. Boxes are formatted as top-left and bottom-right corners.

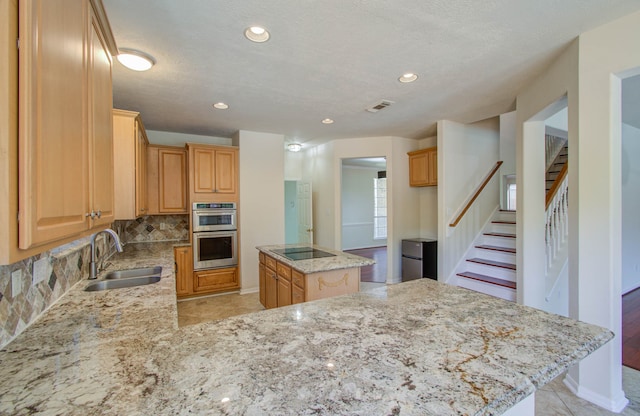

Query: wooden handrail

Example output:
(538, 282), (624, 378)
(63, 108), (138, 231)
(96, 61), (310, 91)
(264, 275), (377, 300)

(545, 162), (568, 210)
(449, 161), (503, 227)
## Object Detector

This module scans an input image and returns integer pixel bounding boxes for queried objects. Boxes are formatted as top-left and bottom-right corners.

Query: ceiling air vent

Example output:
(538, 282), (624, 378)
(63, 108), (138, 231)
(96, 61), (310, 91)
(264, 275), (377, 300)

(366, 99), (394, 113)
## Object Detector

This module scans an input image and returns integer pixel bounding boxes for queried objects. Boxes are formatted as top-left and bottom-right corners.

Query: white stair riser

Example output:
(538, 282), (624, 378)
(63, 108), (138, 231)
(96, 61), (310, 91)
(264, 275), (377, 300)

(483, 235), (516, 248)
(495, 212), (516, 222)
(456, 277), (517, 302)
(473, 248), (515, 264)
(465, 262), (516, 281)
(488, 223), (516, 234)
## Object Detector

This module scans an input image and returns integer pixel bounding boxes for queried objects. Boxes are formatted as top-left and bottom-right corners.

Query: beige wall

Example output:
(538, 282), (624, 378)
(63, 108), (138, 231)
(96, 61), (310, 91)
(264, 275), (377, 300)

(417, 136), (438, 239)
(235, 130), (285, 294)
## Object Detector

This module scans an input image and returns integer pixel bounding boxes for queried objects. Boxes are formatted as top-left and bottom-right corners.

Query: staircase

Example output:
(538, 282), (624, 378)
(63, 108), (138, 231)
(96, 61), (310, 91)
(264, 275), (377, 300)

(546, 144), (568, 194)
(455, 210), (517, 302)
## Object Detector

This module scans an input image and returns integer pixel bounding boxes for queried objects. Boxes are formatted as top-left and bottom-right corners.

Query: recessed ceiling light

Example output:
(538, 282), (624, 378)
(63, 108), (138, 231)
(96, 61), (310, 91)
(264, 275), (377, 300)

(398, 73), (418, 83)
(117, 48), (155, 71)
(213, 102), (229, 110)
(244, 26), (270, 43)
(321, 118), (334, 124)
(287, 143), (302, 152)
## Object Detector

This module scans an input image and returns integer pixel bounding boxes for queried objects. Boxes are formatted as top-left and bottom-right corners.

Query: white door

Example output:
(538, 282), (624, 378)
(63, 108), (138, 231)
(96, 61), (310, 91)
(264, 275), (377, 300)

(297, 181), (313, 244)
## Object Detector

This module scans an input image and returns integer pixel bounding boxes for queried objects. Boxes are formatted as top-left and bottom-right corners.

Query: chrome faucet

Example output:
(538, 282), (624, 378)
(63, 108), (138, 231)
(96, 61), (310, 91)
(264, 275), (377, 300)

(89, 228), (123, 279)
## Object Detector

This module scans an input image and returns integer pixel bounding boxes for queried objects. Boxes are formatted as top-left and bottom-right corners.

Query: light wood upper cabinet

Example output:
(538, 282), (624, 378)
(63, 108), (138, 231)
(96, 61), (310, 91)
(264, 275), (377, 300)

(113, 109), (149, 219)
(408, 147), (437, 187)
(147, 145), (188, 215)
(16, 0), (117, 250)
(188, 144), (238, 203)
(88, 3), (115, 227)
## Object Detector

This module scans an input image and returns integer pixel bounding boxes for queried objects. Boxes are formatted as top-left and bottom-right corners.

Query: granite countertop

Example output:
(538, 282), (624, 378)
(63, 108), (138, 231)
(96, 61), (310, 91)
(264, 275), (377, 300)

(257, 243), (376, 274)
(0, 242), (613, 415)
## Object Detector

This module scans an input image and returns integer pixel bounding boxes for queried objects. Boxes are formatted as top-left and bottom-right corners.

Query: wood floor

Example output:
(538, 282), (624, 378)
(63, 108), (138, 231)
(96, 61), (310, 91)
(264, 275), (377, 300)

(623, 287), (640, 371)
(344, 246), (387, 283)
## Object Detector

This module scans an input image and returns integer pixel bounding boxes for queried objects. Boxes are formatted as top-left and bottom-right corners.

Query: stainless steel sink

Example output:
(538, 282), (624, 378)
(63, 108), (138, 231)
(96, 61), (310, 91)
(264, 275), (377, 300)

(103, 266), (162, 280)
(84, 266), (162, 291)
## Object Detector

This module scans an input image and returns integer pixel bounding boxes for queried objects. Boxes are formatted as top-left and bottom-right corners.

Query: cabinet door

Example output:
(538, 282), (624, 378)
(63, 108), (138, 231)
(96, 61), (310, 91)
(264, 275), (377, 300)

(159, 148), (187, 213)
(265, 267), (278, 309)
(87, 4), (114, 227)
(292, 284), (305, 305)
(193, 267), (239, 293)
(259, 263), (266, 307)
(428, 149), (438, 186)
(277, 275), (292, 307)
(408, 152), (429, 186)
(214, 149), (237, 194)
(174, 246), (193, 296)
(18, 0), (90, 248)
(146, 146), (160, 215)
(135, 122), (148, 216)
(193, 148), (216, 194)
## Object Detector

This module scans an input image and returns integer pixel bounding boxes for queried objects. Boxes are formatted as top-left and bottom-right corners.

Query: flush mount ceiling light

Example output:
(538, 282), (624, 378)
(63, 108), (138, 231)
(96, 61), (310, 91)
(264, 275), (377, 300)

(287, 143), (302, 152)
(244, 26), (270, 43)
(117, 48), (155, 71)
(213, 102), (229, 110)
(321, 118), (334, 124)
(398, 73), (418, 83)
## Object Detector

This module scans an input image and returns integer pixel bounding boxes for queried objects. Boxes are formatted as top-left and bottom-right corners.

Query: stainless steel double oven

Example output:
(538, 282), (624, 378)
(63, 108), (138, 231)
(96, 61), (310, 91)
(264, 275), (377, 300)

(192, 202), (237, 270)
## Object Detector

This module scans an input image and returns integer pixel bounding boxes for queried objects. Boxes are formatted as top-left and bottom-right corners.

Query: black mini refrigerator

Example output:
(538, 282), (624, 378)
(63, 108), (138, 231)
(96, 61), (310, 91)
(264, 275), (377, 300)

(401, 239), (437, 281)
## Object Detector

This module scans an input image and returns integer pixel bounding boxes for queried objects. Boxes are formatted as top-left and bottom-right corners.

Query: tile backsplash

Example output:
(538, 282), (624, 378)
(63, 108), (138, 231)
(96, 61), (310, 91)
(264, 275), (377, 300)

(114, 215), (189, 243)
(0, 214), (189, 349)
(0, 235), (115, 349)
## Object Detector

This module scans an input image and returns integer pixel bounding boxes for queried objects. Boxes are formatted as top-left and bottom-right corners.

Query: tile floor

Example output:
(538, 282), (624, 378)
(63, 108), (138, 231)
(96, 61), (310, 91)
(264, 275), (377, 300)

(176, 283), (640, 415)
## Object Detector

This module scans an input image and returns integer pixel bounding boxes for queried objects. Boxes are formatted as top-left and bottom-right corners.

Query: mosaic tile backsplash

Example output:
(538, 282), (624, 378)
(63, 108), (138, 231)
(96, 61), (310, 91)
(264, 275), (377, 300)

(0, 235), (116, 349)
(114, 215), (189, 243)
(0, 214), (188, 349)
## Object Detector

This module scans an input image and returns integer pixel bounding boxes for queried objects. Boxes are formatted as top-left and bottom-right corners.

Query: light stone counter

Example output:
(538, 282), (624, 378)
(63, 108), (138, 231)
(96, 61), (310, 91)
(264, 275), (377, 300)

(0, 242), (612, 415)
(256, 243), (376, 274)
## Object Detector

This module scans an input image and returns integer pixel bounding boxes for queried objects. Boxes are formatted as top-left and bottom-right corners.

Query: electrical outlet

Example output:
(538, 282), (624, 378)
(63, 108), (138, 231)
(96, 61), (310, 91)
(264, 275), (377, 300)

(32, 257), (51, 285)
(11, 270), (22, 297)
(160, 222), (167, 231)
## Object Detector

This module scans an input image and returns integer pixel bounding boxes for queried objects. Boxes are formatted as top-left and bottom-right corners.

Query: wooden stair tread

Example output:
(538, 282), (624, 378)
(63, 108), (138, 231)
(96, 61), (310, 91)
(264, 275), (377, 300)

(483, 232), (516, 238)
(475, 244), (516, 254)
(491, 220), (515, 225)
(457, 272), (517, 289)
(467, 258), (516, 270)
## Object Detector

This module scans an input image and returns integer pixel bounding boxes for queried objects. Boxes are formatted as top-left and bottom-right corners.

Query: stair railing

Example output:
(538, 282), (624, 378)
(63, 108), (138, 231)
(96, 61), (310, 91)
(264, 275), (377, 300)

(449, 161), (503, 227)
(545, 165), (568, 273)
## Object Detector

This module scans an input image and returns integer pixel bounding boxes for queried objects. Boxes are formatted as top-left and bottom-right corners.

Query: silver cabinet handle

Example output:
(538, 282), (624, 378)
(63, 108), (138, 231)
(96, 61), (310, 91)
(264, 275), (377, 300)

(96, 210), (102, 219)
(86, 211), (96, 219)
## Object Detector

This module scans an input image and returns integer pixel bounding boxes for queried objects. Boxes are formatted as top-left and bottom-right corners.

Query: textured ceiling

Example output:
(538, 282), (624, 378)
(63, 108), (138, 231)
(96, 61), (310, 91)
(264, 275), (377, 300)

(103, 0), (640, 145)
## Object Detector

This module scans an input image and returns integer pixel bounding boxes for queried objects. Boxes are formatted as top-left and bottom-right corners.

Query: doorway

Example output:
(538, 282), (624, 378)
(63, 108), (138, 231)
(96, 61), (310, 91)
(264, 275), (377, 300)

(621, 72), (640, 370)
(284, 180), (313, 245)
(340, 157), (387, 283)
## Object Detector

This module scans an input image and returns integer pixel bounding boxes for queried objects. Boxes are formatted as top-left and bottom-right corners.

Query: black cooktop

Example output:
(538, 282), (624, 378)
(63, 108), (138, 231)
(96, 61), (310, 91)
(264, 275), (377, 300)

(272, 247), (336, 261)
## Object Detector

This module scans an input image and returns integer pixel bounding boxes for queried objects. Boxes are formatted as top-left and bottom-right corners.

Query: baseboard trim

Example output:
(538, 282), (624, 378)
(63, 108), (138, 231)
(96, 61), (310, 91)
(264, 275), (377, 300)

(240, 287), (259, 295)
(563, 373), (629, 412)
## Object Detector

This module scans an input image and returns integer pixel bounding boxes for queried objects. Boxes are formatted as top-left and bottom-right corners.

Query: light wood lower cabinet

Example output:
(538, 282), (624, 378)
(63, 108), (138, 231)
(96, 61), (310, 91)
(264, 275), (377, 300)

(259, 253), (360, 309)
(193, 268), (239, 293)
(174, 245), (193, 296)
(174, 246), (239, 298)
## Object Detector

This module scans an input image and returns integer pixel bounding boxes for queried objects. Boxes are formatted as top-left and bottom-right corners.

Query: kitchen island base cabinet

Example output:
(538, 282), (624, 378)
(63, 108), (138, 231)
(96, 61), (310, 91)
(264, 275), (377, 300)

(305, 268), (360, 301)
(174, 246), (193, 296)
(259, 252), (360, 309)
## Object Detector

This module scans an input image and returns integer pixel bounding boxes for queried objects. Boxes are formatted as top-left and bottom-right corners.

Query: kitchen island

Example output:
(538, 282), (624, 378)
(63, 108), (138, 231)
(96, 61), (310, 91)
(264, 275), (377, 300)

(257, 244), (376, 308)
(0, 242), (612, 415)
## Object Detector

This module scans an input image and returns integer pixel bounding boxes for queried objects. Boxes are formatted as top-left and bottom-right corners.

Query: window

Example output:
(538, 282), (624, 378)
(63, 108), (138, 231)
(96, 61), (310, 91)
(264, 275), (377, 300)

(374, 174), (387, 239)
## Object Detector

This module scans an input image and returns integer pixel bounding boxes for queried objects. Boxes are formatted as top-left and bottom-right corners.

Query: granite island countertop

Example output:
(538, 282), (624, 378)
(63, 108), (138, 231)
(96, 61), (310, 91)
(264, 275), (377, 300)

(257, 243), (376, 274)
(0, 242), (613, 415)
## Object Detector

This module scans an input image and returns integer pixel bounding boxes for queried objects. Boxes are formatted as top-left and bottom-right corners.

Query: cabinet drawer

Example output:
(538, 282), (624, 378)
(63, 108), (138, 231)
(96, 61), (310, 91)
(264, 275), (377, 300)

(277, 262), (292, 281)
(265, 255), (277, 271)
(292, 284), (305, 304)
(193, 267), (238, 292)
(292, 269), (305, 289)
(259, 252), (265, 264)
